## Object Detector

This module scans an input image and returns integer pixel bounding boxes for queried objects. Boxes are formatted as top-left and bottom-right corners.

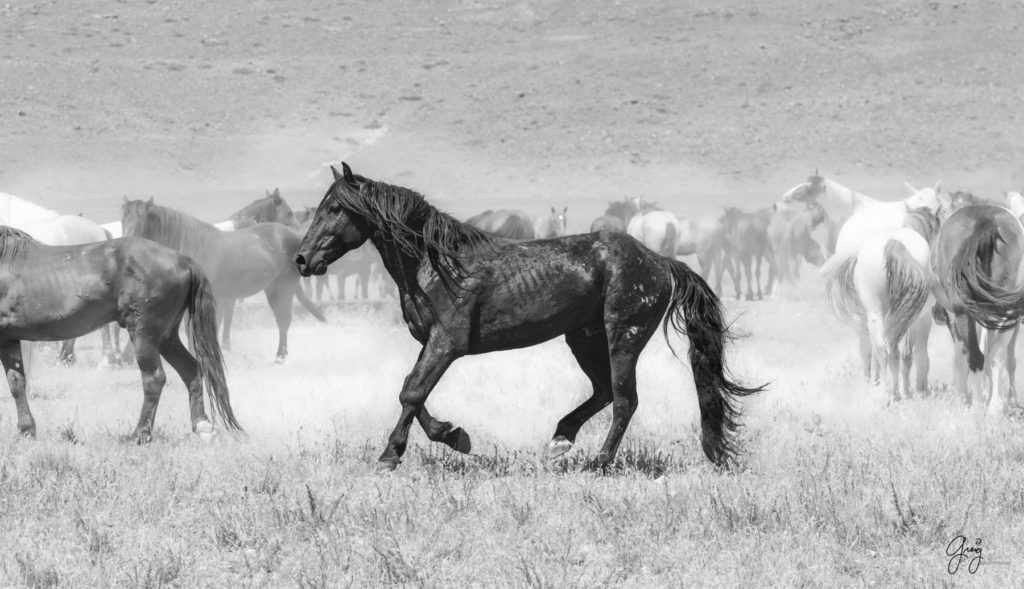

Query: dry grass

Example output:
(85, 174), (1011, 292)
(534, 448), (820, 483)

(0, 296), (1021, 587)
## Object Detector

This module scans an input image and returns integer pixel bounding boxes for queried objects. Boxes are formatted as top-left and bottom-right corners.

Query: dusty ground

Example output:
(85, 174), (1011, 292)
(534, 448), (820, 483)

(1, 1), (1024, 586)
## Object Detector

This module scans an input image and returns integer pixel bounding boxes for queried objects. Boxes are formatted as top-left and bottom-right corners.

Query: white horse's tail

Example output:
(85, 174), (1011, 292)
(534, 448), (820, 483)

(820, 252), (863, 325)
(882, 240), (931, 348)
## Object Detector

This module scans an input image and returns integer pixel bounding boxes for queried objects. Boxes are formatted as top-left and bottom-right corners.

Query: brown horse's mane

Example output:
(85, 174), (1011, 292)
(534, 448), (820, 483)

(0, 226), (37, 264)
(331, 174), (496, 289)
(126, 201), (221, 258)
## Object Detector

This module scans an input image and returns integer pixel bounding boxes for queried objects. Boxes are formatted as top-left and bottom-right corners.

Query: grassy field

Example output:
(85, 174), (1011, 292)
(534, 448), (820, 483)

(0, 293), (1021, 588)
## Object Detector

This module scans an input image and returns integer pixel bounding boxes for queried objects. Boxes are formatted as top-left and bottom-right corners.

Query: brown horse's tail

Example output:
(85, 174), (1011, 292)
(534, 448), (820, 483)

(293, 282), (327, 322)
(661, 222), (678, 258)
(662, 258), (766, 467)
(882, 240), (930, 348)
(950, 217), (1024, 331)
(183, 257), (242, 431)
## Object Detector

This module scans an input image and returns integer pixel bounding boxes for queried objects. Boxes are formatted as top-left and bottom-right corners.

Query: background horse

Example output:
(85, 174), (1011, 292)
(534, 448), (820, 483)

(590, 200), (635, 233)
(767, 201), (826, 298)
(851, 207), (941, 403)
(626, 199), (683, 258)
(721, 207), (773, 300)
(796, 176), (941, 380)
(295, 163), (763, 471)
(0, 226), (240, 441)
(122, 198), (326, 361)
(215, 188), (296, 230)
(676, 213), (738, 298)
(931, 204), (1024, 415)
(535, 206), (568, 238)
(465, 209), (536, 240)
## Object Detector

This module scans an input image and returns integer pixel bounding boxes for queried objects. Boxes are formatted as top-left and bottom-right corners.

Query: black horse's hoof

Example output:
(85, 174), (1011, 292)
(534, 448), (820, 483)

(376, 460), (400, 473)
(444, 427), (472, 454)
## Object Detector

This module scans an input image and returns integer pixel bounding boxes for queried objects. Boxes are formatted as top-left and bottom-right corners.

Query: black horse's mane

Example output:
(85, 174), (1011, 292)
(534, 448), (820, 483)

(331, 174), (496, 294)
(0, 225), (38, 264)
(125, 201), (220, 257)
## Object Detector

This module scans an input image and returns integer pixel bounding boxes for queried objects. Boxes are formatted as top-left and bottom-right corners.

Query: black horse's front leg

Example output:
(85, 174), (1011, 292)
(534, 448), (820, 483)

(378, 337), (459, 470)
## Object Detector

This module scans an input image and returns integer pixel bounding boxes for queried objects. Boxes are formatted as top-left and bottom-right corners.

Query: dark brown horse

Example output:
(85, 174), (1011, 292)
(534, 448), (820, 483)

(590, 200), (638, 233)
(931, 204), (1023, 414)
(122, 198), (326, 361)
(295, 163), (763, 471)
(0, 227), (240, 440)
(466, 209), (536, 240)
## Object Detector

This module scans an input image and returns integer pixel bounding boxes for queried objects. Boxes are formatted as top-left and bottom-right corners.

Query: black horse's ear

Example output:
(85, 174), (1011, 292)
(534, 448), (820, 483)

(146, 196), (154, 204)
(563, 206), (568, 213)
(330, 165), (344, 182)
(341, 162), (356, 184)
(551, 206), (556, 213)
(122, 195), (129, 204)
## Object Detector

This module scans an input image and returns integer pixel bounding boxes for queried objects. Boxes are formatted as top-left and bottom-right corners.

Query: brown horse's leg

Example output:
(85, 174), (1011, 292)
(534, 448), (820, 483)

(547, 327), (613, 460)
(264, 280), (295, 361)
(378, 337), (457, 470)
(130, 333), (167, 443)
(218, 298), (237, 351)
(159, 331), (214, 438)
(1, 340), (35, 436)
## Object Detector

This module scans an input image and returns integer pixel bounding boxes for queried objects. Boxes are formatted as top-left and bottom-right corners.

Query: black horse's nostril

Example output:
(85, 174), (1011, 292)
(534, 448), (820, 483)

(295, 254), (306, 267)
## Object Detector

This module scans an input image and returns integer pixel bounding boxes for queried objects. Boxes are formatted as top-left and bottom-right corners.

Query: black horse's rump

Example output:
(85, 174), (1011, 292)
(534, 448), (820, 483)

(296, 163), (764, 470)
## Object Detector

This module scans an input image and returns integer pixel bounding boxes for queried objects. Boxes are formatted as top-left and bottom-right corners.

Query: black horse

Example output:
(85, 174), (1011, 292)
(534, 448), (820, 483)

(0, 227), (241, 441)
(296, 163), (763, 470)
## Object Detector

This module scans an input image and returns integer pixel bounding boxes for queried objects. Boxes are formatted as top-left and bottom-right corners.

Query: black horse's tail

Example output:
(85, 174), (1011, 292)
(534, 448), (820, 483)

(183, 257), (242, 431)
(293, 282), (327, 322)
(951, 218), (1024, 331)
(662, 258), (766, 467)
(882, 240), (931, 348)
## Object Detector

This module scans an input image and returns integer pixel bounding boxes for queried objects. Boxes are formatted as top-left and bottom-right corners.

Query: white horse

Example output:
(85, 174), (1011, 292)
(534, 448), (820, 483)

(851, 208), (941, 403)
(782, 175), (942, 381)
(534, 206), (568, 238)
(0, 193), (119, 366)
(626, 197), (683, 258)
(1006, 190), (1024, 218)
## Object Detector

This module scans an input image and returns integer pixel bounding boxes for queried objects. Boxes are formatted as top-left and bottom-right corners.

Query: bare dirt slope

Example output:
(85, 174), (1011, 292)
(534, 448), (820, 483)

(2, 0), (1023, 228)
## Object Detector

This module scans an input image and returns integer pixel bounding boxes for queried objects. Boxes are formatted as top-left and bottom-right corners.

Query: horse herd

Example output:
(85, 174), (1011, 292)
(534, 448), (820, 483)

(1, 164), (1021, 471)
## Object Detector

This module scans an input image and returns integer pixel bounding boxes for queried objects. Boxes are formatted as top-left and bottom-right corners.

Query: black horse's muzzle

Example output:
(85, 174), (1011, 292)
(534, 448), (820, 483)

(294, 253), (327, 277)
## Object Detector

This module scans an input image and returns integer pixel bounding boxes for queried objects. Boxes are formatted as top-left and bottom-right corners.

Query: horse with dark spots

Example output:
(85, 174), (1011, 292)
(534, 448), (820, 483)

(931, 204), (1024, 414)
(122, 198), (326, 361)
(296, 163), (764, 472)
(0, 227), (241, 441)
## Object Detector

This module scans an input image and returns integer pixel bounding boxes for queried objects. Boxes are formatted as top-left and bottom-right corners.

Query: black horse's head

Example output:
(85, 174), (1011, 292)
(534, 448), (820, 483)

(121, 196), (156, 237)
(295, 163), (372, 276)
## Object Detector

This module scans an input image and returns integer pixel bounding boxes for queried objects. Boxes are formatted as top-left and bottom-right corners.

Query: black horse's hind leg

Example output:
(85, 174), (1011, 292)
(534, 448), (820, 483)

(129, 334), (167, 443)
(159, 331), (214, 438)
(593, 320), (660, 468)
(547, 328), (613, 459)
(378, 338), (457, 470)
(265, 279), (295, 362)
(1, 340), (35, 436)
(218, 297), (237, 351)
(416, 406), (471, 454)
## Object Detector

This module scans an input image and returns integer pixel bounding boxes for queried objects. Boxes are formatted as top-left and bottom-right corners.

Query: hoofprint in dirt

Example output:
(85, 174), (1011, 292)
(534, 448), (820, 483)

(0, 299), (1019, 586)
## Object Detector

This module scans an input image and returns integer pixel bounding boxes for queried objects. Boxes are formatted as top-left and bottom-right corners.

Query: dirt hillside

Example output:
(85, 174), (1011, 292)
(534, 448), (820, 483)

(2, 0), (1022, 229)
